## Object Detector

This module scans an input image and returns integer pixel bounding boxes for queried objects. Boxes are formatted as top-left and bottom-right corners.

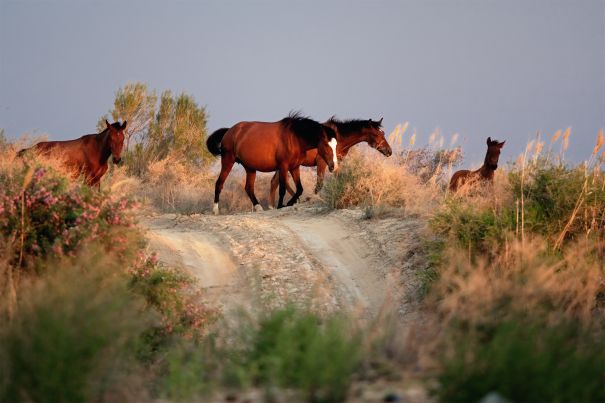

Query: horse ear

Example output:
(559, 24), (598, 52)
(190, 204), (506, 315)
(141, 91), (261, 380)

(121, 121), (128, 130)
(379, 117), (383, 124)
(487, 137), (492, 145)
(498, 140), (506, 148)
(105, 119), (111, 128)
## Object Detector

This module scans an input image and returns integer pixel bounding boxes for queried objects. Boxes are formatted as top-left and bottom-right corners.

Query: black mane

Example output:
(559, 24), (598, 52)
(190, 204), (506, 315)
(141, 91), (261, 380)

(280, 111), (335, 144)
(327, 117), (382, 136)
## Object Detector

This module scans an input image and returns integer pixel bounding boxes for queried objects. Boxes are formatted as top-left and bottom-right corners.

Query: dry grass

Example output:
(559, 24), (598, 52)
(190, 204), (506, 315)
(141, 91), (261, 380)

(432, 237), (604, 328)
(104, 155), (320, 214)
(321, 149), (444, 218)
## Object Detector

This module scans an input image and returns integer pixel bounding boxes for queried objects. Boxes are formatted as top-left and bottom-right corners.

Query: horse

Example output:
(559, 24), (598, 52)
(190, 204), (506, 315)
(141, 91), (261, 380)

(206, 113), (337, 214)
(268, 117), (392, 207)
(449, 137), (505, 192)
(17, 120), (127, 188)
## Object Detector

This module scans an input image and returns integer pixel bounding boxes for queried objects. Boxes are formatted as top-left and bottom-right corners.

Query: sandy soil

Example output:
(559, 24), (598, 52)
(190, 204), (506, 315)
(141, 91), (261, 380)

(139, 205), (428, 319)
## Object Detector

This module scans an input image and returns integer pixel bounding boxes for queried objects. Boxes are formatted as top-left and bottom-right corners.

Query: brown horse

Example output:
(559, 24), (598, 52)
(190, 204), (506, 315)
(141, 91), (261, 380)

(449, 137), (505, 192)
(18, 120), (127, 188)
(268, 117), (392, 206)
(206, 113), (337, 214)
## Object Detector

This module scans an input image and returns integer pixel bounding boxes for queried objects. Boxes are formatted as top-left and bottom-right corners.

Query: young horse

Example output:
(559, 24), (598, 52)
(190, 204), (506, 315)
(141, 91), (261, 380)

(449, 137), (505, 192)
(18, 120), (127, 188)
(206, 113), (337, 214)
(268, 117), (392, 206)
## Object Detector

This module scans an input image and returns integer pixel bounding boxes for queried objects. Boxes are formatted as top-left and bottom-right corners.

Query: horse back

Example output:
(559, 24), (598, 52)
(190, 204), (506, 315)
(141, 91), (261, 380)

(229, 121), (292, 172)
(449, 169), (472, 192)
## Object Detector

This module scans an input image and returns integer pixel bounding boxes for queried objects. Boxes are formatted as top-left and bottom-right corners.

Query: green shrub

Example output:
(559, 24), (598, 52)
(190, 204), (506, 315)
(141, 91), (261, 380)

(161, 307), (361, 402)
(245, 307), (360, 402)
(432, 159), (605, 262)
(508, 160), (605, 243)
(0, 252), (154, 402)
(436, 318), (605, 403)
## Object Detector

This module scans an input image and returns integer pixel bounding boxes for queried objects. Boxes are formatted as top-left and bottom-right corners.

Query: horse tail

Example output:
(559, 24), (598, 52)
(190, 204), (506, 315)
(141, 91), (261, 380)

(206, 128), (229, 156)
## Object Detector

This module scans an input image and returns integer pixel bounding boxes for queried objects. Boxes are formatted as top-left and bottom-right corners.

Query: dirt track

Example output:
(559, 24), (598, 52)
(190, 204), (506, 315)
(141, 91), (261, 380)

(140, 206), (427, 318)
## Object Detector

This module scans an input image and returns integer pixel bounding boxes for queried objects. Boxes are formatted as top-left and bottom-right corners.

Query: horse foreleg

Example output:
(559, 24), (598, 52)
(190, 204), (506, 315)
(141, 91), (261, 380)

(214, 154), (235, 215)
(245, 168), (263, 212)
(314, 158), (328, 193)
(269, 172), (279, 208)
(286, 166), (303, 207)
(277, 166), (288, 209)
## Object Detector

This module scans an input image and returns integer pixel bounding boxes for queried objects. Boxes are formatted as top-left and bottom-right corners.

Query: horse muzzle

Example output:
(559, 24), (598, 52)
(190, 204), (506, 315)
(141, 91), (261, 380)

(380, 146), (393, 157)
(327, 161), (336, 173)
(113, 157), (122, 165)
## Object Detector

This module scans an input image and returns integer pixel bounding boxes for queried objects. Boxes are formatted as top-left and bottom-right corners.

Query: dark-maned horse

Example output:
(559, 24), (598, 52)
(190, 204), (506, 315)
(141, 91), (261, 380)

(268, 117), (392, 207)
(206, 113), (337, 214)
(17, 120), (127, 188)
(449, 137), (505, 192)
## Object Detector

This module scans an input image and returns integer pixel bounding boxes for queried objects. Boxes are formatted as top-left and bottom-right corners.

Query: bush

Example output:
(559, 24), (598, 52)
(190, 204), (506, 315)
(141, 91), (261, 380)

(161, 307), (361, 402)
(0, 164), (139, 267)
(0, 252), (154, 402)
(321, 150), (439, 216)
(432, 159), (605, 258)
(429, 237), (605, 402)
(437, 319), (605, 403)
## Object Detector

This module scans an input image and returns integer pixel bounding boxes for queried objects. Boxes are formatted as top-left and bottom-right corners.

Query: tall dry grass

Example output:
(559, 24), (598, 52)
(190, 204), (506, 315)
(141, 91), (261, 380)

(104, 155), (319, 214)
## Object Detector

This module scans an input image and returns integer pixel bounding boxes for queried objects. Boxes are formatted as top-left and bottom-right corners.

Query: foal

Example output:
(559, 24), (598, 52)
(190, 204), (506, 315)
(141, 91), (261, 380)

(449, 137), (505, 192)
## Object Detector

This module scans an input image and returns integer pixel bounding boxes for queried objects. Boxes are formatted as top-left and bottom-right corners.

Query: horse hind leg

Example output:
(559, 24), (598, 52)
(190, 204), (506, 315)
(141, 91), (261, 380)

(244, 168), (263, 212)
(286, 166), (304, 207)
(277, 165), (289, 209)
(214, 153), (235, 215)
(270, 171), (296, 209)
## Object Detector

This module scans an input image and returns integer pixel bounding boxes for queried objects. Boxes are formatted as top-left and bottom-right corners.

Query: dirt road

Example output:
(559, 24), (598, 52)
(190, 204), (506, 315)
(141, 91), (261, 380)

(140, 206), (426, 318)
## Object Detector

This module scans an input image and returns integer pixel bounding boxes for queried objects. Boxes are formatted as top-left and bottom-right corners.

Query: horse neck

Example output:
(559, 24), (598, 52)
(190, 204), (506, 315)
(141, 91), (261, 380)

(477, 151), (495, 179)
(324, 123), (368, 156)
(95, 130), (112, 165)
(337, 131), (368, 156)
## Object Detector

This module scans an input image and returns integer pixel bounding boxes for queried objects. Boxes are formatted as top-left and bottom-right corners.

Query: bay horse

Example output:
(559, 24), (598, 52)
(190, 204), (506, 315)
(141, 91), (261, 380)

(206, 113), (337, 214)
(268, 117), (392, 206)
(449, 137), (505, 192)
(17, 120), (127, 188)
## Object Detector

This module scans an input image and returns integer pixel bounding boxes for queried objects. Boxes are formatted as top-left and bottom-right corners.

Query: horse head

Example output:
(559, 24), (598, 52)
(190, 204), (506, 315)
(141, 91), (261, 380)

(318, 125), (338, 172)
(366, 117), (392, 157)
(105, 120), (127, 164)
(485, 136), (505, 170)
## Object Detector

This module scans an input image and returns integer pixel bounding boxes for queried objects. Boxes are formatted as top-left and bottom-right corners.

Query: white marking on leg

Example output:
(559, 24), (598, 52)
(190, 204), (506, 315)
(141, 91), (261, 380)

(213, 203), (219, 215)
(328, 138), (338, 170)
(254, 204), (264, 212)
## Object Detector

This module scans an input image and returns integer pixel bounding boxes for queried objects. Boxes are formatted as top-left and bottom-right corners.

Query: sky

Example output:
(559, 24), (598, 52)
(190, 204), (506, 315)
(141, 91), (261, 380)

(1, 0), (604, 166)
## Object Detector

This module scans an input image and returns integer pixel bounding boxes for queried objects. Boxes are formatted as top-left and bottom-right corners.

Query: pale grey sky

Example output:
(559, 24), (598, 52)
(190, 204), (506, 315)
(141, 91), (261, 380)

(1, 0), (604, 165)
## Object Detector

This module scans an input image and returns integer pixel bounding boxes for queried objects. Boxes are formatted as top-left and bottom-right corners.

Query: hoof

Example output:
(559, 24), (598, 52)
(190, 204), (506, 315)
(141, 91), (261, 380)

(213, 203), (219, 215)
(254, 204), (264, 212)
(268, 205), (275, 210)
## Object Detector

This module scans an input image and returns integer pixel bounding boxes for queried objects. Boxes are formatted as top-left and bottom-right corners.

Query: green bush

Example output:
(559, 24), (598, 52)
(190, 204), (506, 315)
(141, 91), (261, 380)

(161, 307), (361, 403)
(508, 160), (605, 243)
(432, 159), (605, 259)
(246, 307), (360, 402)
(436, 318), (605, 403)
(0, 252), (154, 402)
